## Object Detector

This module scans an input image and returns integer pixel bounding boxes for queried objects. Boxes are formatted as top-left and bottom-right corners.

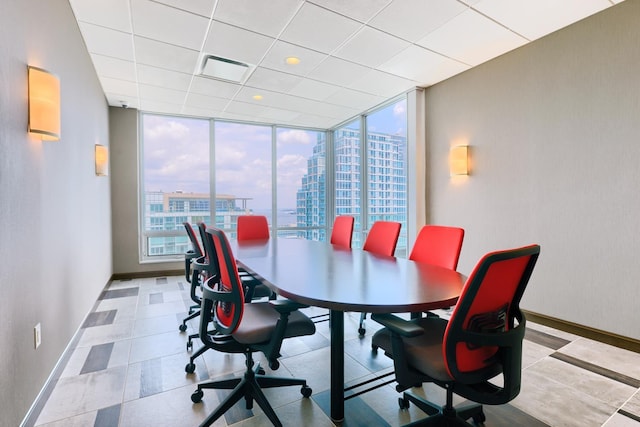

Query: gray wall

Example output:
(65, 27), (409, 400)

(425, 0), (640, 341)
(0, 1), (112, 425)
(109, 108), (182, 275)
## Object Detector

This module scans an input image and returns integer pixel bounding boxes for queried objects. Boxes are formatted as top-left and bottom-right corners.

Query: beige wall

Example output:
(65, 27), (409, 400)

(425, 0), (640, 340)
(0, 1), (112, 425)
(109, 108), (182, 275)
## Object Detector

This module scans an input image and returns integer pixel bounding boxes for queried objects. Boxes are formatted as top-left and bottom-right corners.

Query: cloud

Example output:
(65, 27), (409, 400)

(277, 129), (312, 146)
(393, 101), (406, 116)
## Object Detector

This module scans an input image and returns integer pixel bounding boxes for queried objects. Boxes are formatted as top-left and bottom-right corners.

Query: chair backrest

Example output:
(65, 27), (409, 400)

(443, 244), (540, 402)
(183, 222), (203, 257)
(330, 215), (354, 249)
(409, 225), (464, 270)
(237, 215), (270, 241)
(363, 221), (401, 256)
(202, 227), (245, 335)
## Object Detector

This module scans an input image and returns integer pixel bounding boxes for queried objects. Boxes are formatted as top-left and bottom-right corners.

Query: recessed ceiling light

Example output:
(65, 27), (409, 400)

(252, 95), (263, 101)
(285, 57), (301, 65)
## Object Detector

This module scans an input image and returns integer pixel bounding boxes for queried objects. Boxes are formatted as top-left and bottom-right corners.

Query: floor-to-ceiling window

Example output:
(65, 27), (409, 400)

(139, 96), (407, 261)
(333, 97), (408, 255)
(276, 127), (326, 240)
(141, 114), (210, 260)
(213, 121), (272, 236)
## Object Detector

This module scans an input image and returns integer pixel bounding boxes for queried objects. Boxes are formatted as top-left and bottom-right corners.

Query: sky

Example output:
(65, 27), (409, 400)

(143, 98), (407, 210)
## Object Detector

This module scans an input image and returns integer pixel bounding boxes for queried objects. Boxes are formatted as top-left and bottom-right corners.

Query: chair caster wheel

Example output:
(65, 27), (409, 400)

(371, 344), (378, 352)
(269, 360), (280, 370)
(358, 327), (366, 336)
(179, 324), (187, 332)
(191, 389), (204, 403)
(257, 367), (266, 375)
(185, 362), (196, 374)
(472, 410), (486, 424)
(301, 385), (312, 398)
(398, 396), (410, 410)
(186, 341), (193, 351)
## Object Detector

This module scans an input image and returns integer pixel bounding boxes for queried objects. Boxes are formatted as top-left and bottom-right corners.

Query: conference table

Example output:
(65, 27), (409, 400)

(230, 238), (465, 422)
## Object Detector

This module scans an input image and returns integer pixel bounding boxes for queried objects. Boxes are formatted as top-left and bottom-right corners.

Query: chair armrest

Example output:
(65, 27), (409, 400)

(371, 313), (424, 338)
(269, 299), (309, 314)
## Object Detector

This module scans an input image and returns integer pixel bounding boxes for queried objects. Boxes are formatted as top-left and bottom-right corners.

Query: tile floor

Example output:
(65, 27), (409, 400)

(26, 275), (640, 427)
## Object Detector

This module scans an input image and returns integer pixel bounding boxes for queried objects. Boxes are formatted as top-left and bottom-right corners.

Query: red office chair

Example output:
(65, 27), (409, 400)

(236, 215), (274, 300)
(358, 221), (401, 336)
(237, 215), (270, 240)
(330, 215), (355, 249)
(409, 225), (464, 270)
(371, 244), (540, 426)
(191, 227), (315, 427)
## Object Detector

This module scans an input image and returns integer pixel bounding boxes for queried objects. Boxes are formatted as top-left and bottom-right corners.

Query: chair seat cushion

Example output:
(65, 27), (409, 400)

(233, 302), (316, 345)
(372, 317), (452, 382)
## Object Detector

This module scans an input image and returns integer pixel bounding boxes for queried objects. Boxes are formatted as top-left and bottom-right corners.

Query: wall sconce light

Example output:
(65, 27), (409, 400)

(449, 145), (469, 176)
(95, 144), (109, 176)
(28, 66), (60, 141)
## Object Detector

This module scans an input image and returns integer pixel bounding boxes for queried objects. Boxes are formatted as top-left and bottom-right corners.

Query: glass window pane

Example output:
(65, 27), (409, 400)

(276, 128), (326, 241)
(142, 114), (210, 257)
(214, 122), (272, 233)
(366, 98), (407, 256)
(334, 119), (362, 247)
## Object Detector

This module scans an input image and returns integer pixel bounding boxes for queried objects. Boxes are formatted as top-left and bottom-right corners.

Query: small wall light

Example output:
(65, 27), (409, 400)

(449, 145), (469, 176)
(95, 144), (109, 176)
(28, 66), (60, 141)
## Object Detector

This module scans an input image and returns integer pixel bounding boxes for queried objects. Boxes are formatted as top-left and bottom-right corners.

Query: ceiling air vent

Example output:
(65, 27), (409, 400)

(199, 55), (252, 83)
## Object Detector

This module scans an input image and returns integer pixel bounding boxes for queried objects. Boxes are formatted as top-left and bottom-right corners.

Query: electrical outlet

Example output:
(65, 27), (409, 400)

(34, 323), (42, 349)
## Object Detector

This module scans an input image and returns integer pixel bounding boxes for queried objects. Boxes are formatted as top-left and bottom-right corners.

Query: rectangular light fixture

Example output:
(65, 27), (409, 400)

(200, 55), (251, 83)
(28, 66), (60, 141)
(95, 144), (109, 176)
(449, 145), (469, 176)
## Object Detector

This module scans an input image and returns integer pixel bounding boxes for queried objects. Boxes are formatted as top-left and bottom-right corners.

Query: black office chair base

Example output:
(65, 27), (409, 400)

(359, 312), (367, 336)
(401, 390), (485, 427)
(193, 358), (312, 427)
(179, 308), (201, 332)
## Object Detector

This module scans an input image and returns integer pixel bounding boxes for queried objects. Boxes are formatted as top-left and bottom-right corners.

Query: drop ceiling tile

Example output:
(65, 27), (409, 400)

(99, 77), (139, 97)
(280, 2), (362, 54)
(218, 111), (264, 123)
(184, 92), (230, 110)
(235, 87), (289, 105)
(324, 88), (386, 110)
(225, 100), (268, 117)
(416, 9), (528, 66)
(244, 67), (303, 93)
(260, 41), (328, 76)
(349, 69), (416, 98)
(293, 113), (338, 129)
(288, 79), (341, 101)
(78, 23), (134, 60)
(131, 0), (210, 50)
(181, 106), (225, 118)
(69, 0), (132, 32)
(369, 0), (468, 42)
(303, 101), (360, 120)
(91, 54), (136, 81)
(138, 84), (187, 104)
(139, 99), (183, 114)
(137, 65), (192, 91)
(152, 0), (215, 17)
(379, 44), (469, 85)
(307, 0), (392, 23)
(189, 76), (241, 98)
(214, 0), (304, 37)
(134, 36), (200, 74)
(307, 56), (371, 87)
(333, 26), (410, 68)
(203, 21), (275, 66)
(473, 0), (612, 41)
(256, 107), (300, 122)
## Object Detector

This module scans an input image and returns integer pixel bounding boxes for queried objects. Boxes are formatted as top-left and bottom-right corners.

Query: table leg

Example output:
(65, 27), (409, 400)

(329, 310), (344, 422)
